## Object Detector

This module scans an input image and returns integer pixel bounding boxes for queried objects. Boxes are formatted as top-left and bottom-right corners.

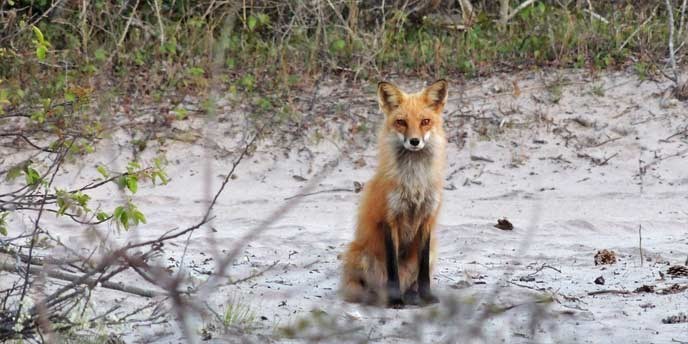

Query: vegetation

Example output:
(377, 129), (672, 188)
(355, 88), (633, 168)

(1, 1), (685, 104)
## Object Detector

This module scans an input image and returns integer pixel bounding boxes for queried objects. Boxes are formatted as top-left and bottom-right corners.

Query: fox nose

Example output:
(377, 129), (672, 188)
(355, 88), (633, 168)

(409, 138), (420, 146)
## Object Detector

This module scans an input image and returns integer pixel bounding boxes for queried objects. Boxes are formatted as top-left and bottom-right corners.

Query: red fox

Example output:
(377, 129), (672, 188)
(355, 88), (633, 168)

(341, 80), (448, 307)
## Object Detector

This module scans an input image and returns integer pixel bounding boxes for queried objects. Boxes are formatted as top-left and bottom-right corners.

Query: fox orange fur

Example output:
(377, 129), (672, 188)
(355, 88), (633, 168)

(341, 80), (448, 307)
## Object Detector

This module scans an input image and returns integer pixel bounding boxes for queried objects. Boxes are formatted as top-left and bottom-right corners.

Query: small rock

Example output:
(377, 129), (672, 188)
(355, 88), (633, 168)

(292, 175), (307, 182)
(353, 181), (364, 193)
(594, 276), (605, 285)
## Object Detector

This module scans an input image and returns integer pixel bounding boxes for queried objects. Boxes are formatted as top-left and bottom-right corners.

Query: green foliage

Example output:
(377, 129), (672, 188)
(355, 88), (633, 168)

(117, 174), (139, 194)
(6, 162), (44, 187)
(96, 211), (110, 222)
(112, 201), (146, 231)
(96, 165), (109, 179)
(31, 25), (51, 61)
(0, 212), (8, 236)
(25, 166), (40, 186)
(55, 190), (91, 217)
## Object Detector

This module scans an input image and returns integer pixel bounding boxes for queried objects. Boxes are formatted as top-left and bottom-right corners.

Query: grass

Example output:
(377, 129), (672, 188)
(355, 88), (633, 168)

(0, 2), (679, 110)
(223, 296), (256, 328)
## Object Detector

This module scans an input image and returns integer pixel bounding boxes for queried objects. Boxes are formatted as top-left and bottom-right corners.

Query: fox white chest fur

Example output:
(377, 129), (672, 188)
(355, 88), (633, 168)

(384, 131), (443, 245)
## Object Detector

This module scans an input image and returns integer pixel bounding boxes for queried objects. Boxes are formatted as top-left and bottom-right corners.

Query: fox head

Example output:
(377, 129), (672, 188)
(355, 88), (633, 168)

(377, 80), (448, 152)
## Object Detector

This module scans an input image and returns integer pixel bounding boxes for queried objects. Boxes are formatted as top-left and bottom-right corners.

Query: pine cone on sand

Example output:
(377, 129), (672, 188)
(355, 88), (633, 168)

(594, 249), (617, 265)
(667, 265), (688, 277)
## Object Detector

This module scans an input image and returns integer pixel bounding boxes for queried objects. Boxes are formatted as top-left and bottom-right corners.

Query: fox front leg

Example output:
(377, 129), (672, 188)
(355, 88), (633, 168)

(418, 231), (439, 305)
(383, 222), (404, 308)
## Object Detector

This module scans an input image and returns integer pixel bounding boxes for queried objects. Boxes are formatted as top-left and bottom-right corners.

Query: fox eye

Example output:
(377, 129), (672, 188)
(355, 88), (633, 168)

(421, 119), (431, 126)
(395, 119), (407, 126)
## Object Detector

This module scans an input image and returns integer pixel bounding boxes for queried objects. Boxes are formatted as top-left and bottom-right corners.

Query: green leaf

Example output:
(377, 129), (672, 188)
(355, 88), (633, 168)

(32, 25), (45, 45)
(247, 15), (257, 31)
(113, 206), (123, 218)
(330, 39), (346, 52)
(96, 165), (109, 178)
(94, 48), (107, 62)
(152, 171), (169, 185)
(187, 67), (204, 77)
(96, 211), (109, 221)
(133, 210), (146, 224)
(127, 161), (141, 171)
(120, 211), (129, 230)
(126, 176), (138, 193)
(0, 212), (8, 236)
(36, 45), (47, 61)
(24, 167), (41, 186)
(226, 58), (236, 69)
(116, 175), (127, 189)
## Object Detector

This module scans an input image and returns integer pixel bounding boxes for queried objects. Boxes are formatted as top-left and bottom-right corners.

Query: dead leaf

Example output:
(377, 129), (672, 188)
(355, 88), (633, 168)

(512, 80), (521, 97)
(494, 218), (513, 230)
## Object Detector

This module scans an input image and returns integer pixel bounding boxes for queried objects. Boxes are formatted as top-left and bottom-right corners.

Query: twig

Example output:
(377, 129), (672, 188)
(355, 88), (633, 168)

(110, 0), (141, 64)
(283, 188), (354, 200)
(527, 263), (562, 277)
(458, 0), (475, 25)
(661, 126), (688, 142)
(619, 10), (657, 52)
(0, 133), (57, 153)
(642, 148), (688, 170)
(587, 289), (631, 296)
(504, 0), (538, 23)
(229, 260), (279, 285)
(583, 9), (609, 24)
(639, 224), (644, 267)
(15, 140), (72, 322)
(666, 0), (679, 83)
(0, 258), (162, 298)
(590, 136), (622, 148)
(599, 152), (619, 166)
(679, 0), (688, 39)
(151, 0), (165, 49)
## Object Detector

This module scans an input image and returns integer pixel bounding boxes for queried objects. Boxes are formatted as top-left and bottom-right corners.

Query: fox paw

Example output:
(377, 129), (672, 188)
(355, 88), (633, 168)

(388, 296), (405, 309)
(419, 292), (439, 305)
(402, 290), (421, 306)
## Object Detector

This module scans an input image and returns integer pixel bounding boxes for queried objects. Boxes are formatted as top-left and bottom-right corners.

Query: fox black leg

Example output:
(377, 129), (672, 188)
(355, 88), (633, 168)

(403, 283), (421, 305)
(383, 222), (404, 308)
(418, 232), (439, 305)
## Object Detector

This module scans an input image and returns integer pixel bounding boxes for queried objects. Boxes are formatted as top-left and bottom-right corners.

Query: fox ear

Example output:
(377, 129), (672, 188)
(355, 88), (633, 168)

(422, 79), (448, 112)
(377, 82), (404, 114)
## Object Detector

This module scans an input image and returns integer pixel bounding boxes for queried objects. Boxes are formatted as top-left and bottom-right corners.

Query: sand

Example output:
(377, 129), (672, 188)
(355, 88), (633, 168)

(1, 70), (687, 343)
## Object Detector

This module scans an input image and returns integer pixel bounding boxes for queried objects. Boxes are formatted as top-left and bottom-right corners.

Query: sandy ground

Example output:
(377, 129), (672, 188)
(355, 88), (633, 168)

(2, 70), (688, 343)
